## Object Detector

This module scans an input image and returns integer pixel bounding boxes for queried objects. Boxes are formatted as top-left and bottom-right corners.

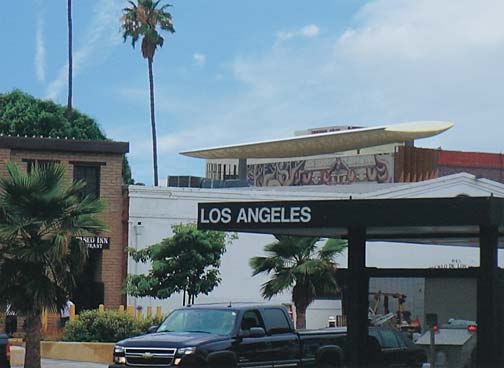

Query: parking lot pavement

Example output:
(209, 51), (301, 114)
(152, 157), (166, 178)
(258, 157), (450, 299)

(13, 359), (108, 368)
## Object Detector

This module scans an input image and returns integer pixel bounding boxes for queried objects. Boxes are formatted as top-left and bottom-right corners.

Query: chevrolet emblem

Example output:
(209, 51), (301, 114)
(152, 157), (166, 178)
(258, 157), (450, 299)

(143, 352), (154, 359)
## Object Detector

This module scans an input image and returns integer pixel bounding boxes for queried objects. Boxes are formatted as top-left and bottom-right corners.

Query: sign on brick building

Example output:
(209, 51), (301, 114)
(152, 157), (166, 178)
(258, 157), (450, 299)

(75, 236), (110, 249)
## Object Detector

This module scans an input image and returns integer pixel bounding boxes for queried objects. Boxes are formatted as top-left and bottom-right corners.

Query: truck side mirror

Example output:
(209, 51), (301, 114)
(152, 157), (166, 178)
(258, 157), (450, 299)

(249, 327), (266, 338)
(147, 325), (159, 334)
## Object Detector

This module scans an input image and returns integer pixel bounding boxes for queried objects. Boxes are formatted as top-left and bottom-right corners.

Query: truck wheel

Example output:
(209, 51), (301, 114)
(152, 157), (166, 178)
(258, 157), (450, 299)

(319, 363), (340, 368)
(318, 355), (341, 368)
(209, 359), (236, 368)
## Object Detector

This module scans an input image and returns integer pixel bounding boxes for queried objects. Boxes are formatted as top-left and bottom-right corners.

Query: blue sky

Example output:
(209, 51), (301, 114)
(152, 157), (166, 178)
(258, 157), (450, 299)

(1, 0), (504, 185)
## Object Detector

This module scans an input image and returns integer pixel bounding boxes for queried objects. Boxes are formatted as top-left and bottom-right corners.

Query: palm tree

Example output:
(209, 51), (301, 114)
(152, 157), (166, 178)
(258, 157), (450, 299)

(67, 0), (73, 116)
(121, 0), (175, 186)
(0, 163), (106, 368)
(250, 235), (347, 329)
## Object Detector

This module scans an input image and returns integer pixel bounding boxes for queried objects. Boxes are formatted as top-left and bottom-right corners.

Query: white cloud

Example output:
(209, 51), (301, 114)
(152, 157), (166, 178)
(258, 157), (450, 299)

(34, 16), (46, 83)
(276, 24), (320, 43)
(217, 0), (504, 154)
(193, 52), (206, 66)
(301, 24), (320, 38)
(46, 0), (123, 100)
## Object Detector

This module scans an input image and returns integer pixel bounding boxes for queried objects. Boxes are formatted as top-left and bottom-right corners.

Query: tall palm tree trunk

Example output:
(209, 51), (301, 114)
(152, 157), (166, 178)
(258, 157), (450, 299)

(67, 0), (73, 116)
(295, 306), (307, 329)
(148, 57), (159, 186)
(24, 312), (42, 368)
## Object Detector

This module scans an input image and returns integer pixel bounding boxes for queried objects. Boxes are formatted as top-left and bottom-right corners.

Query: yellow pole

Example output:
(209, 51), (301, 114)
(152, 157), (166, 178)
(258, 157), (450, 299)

(41, 309), (48, 333)
(127, 306), (134, 317)
(70, 304), (76, 321)
(146, 306), (152, 318)
(156, 306), (162, 319)
(118, 305), (125, 314)
(98, 304), (105, 315)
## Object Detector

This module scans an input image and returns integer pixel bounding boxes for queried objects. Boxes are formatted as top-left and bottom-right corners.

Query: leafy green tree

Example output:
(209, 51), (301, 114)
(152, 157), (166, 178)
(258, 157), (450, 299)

(250, 235), (347, 329)
(0, 163), (106, 368)
(121, 0), (175, 186)
(128, 223), (235, 305)
(0, 89), (133, 184)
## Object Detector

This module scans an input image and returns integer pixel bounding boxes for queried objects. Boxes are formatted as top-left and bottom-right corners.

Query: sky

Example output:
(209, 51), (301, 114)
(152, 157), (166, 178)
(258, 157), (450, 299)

(1, 0), (504, 185)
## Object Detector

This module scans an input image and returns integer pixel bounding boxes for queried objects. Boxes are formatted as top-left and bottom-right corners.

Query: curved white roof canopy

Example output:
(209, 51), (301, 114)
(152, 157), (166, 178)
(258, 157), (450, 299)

(180, 121), (453, 159)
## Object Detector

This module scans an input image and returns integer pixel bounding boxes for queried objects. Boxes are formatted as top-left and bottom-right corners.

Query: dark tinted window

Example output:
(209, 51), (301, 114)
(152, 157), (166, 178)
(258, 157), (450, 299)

(263, 308), (291, 334)
(378, 329), (401, 348)
(241, 310), (264, 330)
(74, 165), (100, 199)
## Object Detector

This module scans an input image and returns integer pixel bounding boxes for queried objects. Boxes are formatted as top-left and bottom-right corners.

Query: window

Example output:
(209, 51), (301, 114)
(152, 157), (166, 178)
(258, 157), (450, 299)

(377, 329), (401, 349)
(73, 164), (100, 199)
(24, 159), (59, 174)
(263, 308), (292, 334)
(241, 310), (264, 330)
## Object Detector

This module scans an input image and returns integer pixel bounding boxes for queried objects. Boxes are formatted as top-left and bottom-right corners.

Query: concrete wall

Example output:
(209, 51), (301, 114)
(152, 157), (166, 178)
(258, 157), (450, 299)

(424, 278), (477, 325)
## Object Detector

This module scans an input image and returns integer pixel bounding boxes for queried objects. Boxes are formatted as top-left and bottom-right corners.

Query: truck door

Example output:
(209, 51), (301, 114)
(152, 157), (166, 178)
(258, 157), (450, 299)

(262, 307), (300, 367)
(237, 309), (274, 368)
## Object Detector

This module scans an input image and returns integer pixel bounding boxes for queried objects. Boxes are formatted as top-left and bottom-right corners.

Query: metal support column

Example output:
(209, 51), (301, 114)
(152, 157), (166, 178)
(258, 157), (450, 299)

(238, 158), (247, 181)
(347, 226), (369, 367)
(477, 225), (499, 367)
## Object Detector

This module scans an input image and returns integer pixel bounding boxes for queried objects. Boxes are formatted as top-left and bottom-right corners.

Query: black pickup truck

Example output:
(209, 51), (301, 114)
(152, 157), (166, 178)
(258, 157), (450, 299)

(110, 303), (424, 368)
(0, 333), (10, 368)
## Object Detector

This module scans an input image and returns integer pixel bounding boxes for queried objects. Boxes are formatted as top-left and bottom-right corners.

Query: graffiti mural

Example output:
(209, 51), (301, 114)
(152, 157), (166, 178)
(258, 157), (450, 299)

(248, 153), (394, 187)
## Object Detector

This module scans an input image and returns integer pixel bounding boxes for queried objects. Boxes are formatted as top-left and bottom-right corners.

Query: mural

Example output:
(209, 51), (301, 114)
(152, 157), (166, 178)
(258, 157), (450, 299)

(248, 153), (394, 187)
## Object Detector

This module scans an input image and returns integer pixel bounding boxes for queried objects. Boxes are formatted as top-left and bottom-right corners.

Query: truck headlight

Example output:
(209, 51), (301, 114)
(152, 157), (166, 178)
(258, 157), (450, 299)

(114, 345), (125, 354)
(177, 347), (196, 355)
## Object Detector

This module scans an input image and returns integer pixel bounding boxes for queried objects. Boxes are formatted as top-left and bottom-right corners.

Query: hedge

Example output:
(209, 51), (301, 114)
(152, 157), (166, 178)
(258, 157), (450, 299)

(62, 310), (164, 343)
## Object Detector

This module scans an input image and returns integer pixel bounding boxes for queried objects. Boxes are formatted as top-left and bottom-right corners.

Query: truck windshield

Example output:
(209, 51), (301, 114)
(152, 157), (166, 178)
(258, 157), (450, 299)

(157, 309), (238, 336)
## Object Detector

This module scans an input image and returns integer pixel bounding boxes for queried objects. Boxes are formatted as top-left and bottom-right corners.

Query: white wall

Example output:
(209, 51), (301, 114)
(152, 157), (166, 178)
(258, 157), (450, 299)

(127, 176), (504, 318)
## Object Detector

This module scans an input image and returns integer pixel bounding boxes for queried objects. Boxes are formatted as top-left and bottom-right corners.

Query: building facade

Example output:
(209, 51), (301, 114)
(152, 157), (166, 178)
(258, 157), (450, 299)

(0, 135), (129, 311)
(128, 173), (504, 329)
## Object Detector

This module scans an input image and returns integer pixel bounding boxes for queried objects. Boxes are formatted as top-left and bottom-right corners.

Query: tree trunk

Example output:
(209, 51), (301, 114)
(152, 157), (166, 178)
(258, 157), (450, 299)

(24, 312), (42, 368)
(295, 306), (307, 329)
(147, 57), (159, 186)
(66, 0), (73, 116)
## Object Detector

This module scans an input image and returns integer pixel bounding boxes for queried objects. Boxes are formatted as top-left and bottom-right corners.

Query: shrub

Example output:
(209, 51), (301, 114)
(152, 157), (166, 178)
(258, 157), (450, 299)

(62, 310), (165, 343)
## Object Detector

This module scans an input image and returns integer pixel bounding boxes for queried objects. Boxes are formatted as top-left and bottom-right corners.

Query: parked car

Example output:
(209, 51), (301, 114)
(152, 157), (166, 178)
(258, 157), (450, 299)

(0, 333), (11, 368)
(109, 303), (426, 368)
(415, 319), (477, 368)
(368, 327), (427, 367)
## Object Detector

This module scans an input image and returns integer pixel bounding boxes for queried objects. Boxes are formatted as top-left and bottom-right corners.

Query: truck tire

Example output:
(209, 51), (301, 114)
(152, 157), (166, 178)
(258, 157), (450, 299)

(319, 362), (340, 368)
(318, 354), (342, 368)
(209, 360), (236, 368)
(207, 353), (237, 368)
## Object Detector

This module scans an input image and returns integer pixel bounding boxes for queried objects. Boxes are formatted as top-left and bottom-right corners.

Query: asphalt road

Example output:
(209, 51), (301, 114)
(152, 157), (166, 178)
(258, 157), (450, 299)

(13, 359), (108, 368)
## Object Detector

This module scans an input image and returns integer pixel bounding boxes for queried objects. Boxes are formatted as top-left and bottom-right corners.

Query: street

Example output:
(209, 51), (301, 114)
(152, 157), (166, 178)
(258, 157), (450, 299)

(13, 359), (108, 368)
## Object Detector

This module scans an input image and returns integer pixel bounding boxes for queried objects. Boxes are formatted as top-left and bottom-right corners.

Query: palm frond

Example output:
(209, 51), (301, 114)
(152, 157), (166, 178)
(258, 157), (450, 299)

(319, 238), (348, 260)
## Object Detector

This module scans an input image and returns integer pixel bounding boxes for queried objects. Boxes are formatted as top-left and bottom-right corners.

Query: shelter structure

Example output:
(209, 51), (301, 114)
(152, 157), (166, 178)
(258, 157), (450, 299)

(197, 196), (503, 367)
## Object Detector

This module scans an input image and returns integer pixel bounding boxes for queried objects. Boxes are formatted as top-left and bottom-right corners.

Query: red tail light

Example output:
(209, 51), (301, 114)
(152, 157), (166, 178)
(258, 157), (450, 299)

(6, 343), (10, 361)
(468, 325), (477, 333)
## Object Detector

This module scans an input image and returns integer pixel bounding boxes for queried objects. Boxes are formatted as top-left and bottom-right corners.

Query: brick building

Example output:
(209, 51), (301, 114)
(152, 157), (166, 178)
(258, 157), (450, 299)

(0, 135), (129, 312)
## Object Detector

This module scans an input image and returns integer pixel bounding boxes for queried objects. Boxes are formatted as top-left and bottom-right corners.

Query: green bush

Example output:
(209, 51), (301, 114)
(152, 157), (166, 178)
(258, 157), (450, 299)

(62, 310), (165, 343)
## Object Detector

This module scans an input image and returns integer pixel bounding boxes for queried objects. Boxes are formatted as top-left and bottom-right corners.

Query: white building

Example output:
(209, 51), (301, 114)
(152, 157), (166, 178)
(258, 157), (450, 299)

(127, 173), (504, 328)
